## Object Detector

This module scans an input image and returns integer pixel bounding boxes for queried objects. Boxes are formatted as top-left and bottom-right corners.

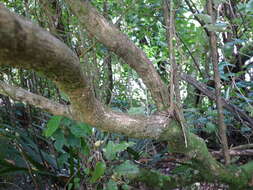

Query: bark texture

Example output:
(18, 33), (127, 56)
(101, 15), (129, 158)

(64, 0), (170, 110)
(0, 81), (70, 117)
(0, 3), (169, 139)
(207, 0), (230, 164)
(0, 2), (253, 189)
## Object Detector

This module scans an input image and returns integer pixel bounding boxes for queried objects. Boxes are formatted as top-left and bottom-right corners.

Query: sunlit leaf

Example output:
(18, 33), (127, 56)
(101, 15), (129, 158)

(90, 161), (106, 183)
(44, 116), (63, 137)
(104, 141), (135, 160)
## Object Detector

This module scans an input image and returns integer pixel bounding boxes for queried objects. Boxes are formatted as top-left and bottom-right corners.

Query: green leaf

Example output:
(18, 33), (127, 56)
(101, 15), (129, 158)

(66, 133), (81, 148)
(0, 166), (28, 175)
(67, 183), (73, 190)
(53, 130), (66, 152)
(195, 13), (212, 24)
(74, 177), (80, 189)
(204, 122), (217, 134)
(240, 127), (251, 134)
(104, 179), (118, 190)
(44, 116), (63, 137)
(90, 161), (106, 183)
(70, 123), (92, 137)
(104, 141), (135, 160)
(205, 22), (228, 32)
(171, 165), (192, 174)
(114, 160), (139, 177)
(57, 154), (69, 167)
(223, 43), (234, 57)
(81, 139), (90, 156)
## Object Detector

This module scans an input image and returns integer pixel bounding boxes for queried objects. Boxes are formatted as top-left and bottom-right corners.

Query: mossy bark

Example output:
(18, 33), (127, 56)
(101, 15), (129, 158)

(0, 2), (253, 189)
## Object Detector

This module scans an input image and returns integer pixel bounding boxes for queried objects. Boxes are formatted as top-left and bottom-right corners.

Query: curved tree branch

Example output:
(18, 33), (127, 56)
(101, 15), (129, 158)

(0, 81), (71, 117)
(1, 3), (253, 189)
(0, 3), (169, 139)
(64, 0), (170, 110)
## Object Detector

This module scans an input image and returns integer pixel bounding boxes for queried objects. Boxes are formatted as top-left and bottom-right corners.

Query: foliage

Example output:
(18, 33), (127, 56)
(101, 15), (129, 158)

(0, 0), (252, 189)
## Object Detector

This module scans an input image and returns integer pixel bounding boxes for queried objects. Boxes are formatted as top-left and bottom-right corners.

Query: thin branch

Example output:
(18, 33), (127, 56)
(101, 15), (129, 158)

(212, 149), (253, 157)
(184, 0), (209, 35)
(1, 3), (253, 188)
(207, 0), (230, 164)
(180, 73), (253, 128)
(231, 144), (253, 150)
(103, 1), (114, 105)
(164, 0), (187, 147)
(175, 32), (203, 77)
(0, 81), (71, 117)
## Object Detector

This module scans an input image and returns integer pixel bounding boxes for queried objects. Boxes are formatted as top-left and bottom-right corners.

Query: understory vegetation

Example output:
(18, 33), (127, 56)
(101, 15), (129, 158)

(0, 0), (253, 189)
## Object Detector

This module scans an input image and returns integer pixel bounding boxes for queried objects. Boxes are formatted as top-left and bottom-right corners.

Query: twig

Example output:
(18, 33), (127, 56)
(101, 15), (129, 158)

(231, 144), (253, 150)
(180, 73), (253, 128)
(164, 0), (187, 147)
(212, 149), (253, 157)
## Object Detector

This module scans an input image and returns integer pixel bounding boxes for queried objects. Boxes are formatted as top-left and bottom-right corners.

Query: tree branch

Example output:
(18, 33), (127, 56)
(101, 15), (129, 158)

(180, 73), (253, 128)
(1, 3), (253, 188)
(0, 81), (71, 117)
(213, 149), (253, 157)
(0, 3), (169, 139)
(64, 0), (170, 110)
(207, 0), (230, 164)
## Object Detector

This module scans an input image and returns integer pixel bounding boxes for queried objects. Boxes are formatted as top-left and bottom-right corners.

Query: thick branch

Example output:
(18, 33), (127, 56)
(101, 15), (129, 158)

(1, 3), (253, 188)
(160, 121), (253, 189)
(64, 0), (169, 110)
(0, 4), (169, 139)
(0, 81), (71, 117)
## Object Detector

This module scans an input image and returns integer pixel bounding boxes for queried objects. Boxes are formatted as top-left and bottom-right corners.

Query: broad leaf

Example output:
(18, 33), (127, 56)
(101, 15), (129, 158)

(66, 133), (81, 148)
(104, 141), (135, 160)
(44, 116), (63, 137)
(90, 161), (106, 183)
(53, 130), (66, 152)
(114, 160), (139, 177)
(70, 122), (92, 137)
